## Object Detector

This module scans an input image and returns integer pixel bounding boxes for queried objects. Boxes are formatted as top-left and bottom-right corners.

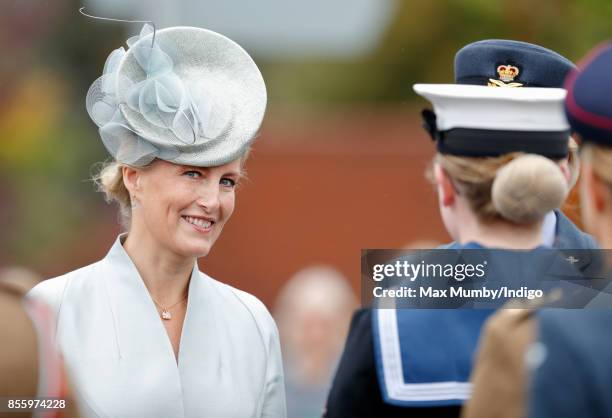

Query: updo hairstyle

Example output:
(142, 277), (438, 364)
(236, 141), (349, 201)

(432, 152), (569, 224)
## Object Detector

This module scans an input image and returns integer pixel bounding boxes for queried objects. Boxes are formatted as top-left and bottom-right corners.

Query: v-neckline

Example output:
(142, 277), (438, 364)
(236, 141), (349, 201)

(105, 235), (200, 369)
(149, 268), (197, 367)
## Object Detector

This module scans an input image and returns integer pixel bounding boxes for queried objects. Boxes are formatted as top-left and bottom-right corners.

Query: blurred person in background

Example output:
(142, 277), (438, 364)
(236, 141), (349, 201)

(0, 266), (41, 294)
(28, 22), (286, 418)
(325, 41), (579, 418)
(402, 240), (442, 250)
(274, 265), (356, 418)
(464, 42), (612, 418)
(0, 267), (80, 418)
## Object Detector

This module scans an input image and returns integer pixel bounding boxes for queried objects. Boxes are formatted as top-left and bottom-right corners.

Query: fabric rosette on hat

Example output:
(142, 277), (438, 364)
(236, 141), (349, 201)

(86, 24), (267, 167)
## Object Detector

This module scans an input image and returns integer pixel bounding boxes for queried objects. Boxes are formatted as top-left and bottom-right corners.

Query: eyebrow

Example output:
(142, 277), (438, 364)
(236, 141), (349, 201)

(181, 165), (242, 177)
(223, 170), (242, 178)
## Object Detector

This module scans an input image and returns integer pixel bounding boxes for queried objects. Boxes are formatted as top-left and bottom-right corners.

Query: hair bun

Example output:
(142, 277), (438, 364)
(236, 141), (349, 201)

(492, 154), (568, 224)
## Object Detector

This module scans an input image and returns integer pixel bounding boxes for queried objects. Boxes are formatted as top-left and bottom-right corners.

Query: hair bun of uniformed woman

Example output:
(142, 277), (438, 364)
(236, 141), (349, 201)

(492, 154), (568, 224)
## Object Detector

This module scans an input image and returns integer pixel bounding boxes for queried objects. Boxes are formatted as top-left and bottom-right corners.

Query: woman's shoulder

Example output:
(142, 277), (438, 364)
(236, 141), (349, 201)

(199, 271), (278, 338)
(27, 261), (104, 314)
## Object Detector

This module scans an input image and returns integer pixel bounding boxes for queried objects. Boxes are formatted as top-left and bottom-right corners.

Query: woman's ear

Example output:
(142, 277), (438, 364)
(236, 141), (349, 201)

(434, 164), (456, 207)
(122, 166), (141, 198)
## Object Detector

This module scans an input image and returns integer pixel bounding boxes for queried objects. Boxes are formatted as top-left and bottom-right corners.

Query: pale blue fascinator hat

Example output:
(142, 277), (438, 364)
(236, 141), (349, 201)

(86, 24), (267, 167)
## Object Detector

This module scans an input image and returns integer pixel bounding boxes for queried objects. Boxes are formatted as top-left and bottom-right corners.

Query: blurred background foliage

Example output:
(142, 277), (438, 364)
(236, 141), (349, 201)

(0, 0), (610, 270)
(263, 0), (612, 103)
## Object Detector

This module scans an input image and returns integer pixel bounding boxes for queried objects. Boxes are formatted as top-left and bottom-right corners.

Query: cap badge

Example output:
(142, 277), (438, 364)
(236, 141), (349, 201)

(488, 64), (523, 87)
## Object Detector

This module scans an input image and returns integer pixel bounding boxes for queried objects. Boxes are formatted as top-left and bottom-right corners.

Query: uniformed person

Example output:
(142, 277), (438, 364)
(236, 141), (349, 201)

(324, 40), (588, 418)
(463, 42), (612, 418)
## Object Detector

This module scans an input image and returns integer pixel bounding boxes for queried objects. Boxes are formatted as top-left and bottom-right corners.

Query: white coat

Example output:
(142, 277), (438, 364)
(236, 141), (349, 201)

(28, 236), (287, 418)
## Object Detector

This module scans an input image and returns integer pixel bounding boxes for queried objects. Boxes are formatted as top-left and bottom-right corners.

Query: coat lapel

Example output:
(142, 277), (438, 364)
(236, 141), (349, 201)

(102, 236), (185, 418)
(177, 270), (266, 417)
(177, 269), (225, 414)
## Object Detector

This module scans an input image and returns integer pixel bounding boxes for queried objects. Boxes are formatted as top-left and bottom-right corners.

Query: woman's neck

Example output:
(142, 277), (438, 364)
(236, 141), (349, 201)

(122, 225), (194, 306)
(457, 217), (544, 249)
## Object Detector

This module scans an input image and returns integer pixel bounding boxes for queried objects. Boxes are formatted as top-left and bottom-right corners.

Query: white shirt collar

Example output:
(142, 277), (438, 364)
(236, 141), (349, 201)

(541, 211), (557, 247)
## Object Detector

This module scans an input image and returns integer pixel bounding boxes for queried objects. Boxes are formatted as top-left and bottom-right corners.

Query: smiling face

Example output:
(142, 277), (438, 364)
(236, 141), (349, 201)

(125, 159), (242, 258)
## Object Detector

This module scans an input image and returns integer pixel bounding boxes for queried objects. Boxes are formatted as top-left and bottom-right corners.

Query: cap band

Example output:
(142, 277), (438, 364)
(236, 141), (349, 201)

(421, 109), (569, 158)
(436, 129), (569, 158)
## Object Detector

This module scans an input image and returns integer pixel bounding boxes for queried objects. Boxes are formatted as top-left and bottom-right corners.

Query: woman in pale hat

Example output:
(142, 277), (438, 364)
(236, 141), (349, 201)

(28, 24), (286, 418)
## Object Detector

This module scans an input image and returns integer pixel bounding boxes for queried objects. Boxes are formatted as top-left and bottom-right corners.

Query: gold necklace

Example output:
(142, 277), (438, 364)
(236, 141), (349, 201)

(151, 294), (188, 320)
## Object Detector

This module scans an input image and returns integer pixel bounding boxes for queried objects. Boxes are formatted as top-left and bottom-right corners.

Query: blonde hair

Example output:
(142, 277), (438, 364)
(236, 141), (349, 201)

(432, 152), (569, 224)
(93, 161), (132, 229)
(581, 143), (612, 187)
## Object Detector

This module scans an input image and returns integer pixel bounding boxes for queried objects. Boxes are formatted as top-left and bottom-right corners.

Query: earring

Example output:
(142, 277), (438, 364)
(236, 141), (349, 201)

(131, 195), (140, 209)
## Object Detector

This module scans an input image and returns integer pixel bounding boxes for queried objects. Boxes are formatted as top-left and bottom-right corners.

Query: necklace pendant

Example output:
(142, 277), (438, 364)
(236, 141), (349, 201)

(161, 310), (172, 320)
